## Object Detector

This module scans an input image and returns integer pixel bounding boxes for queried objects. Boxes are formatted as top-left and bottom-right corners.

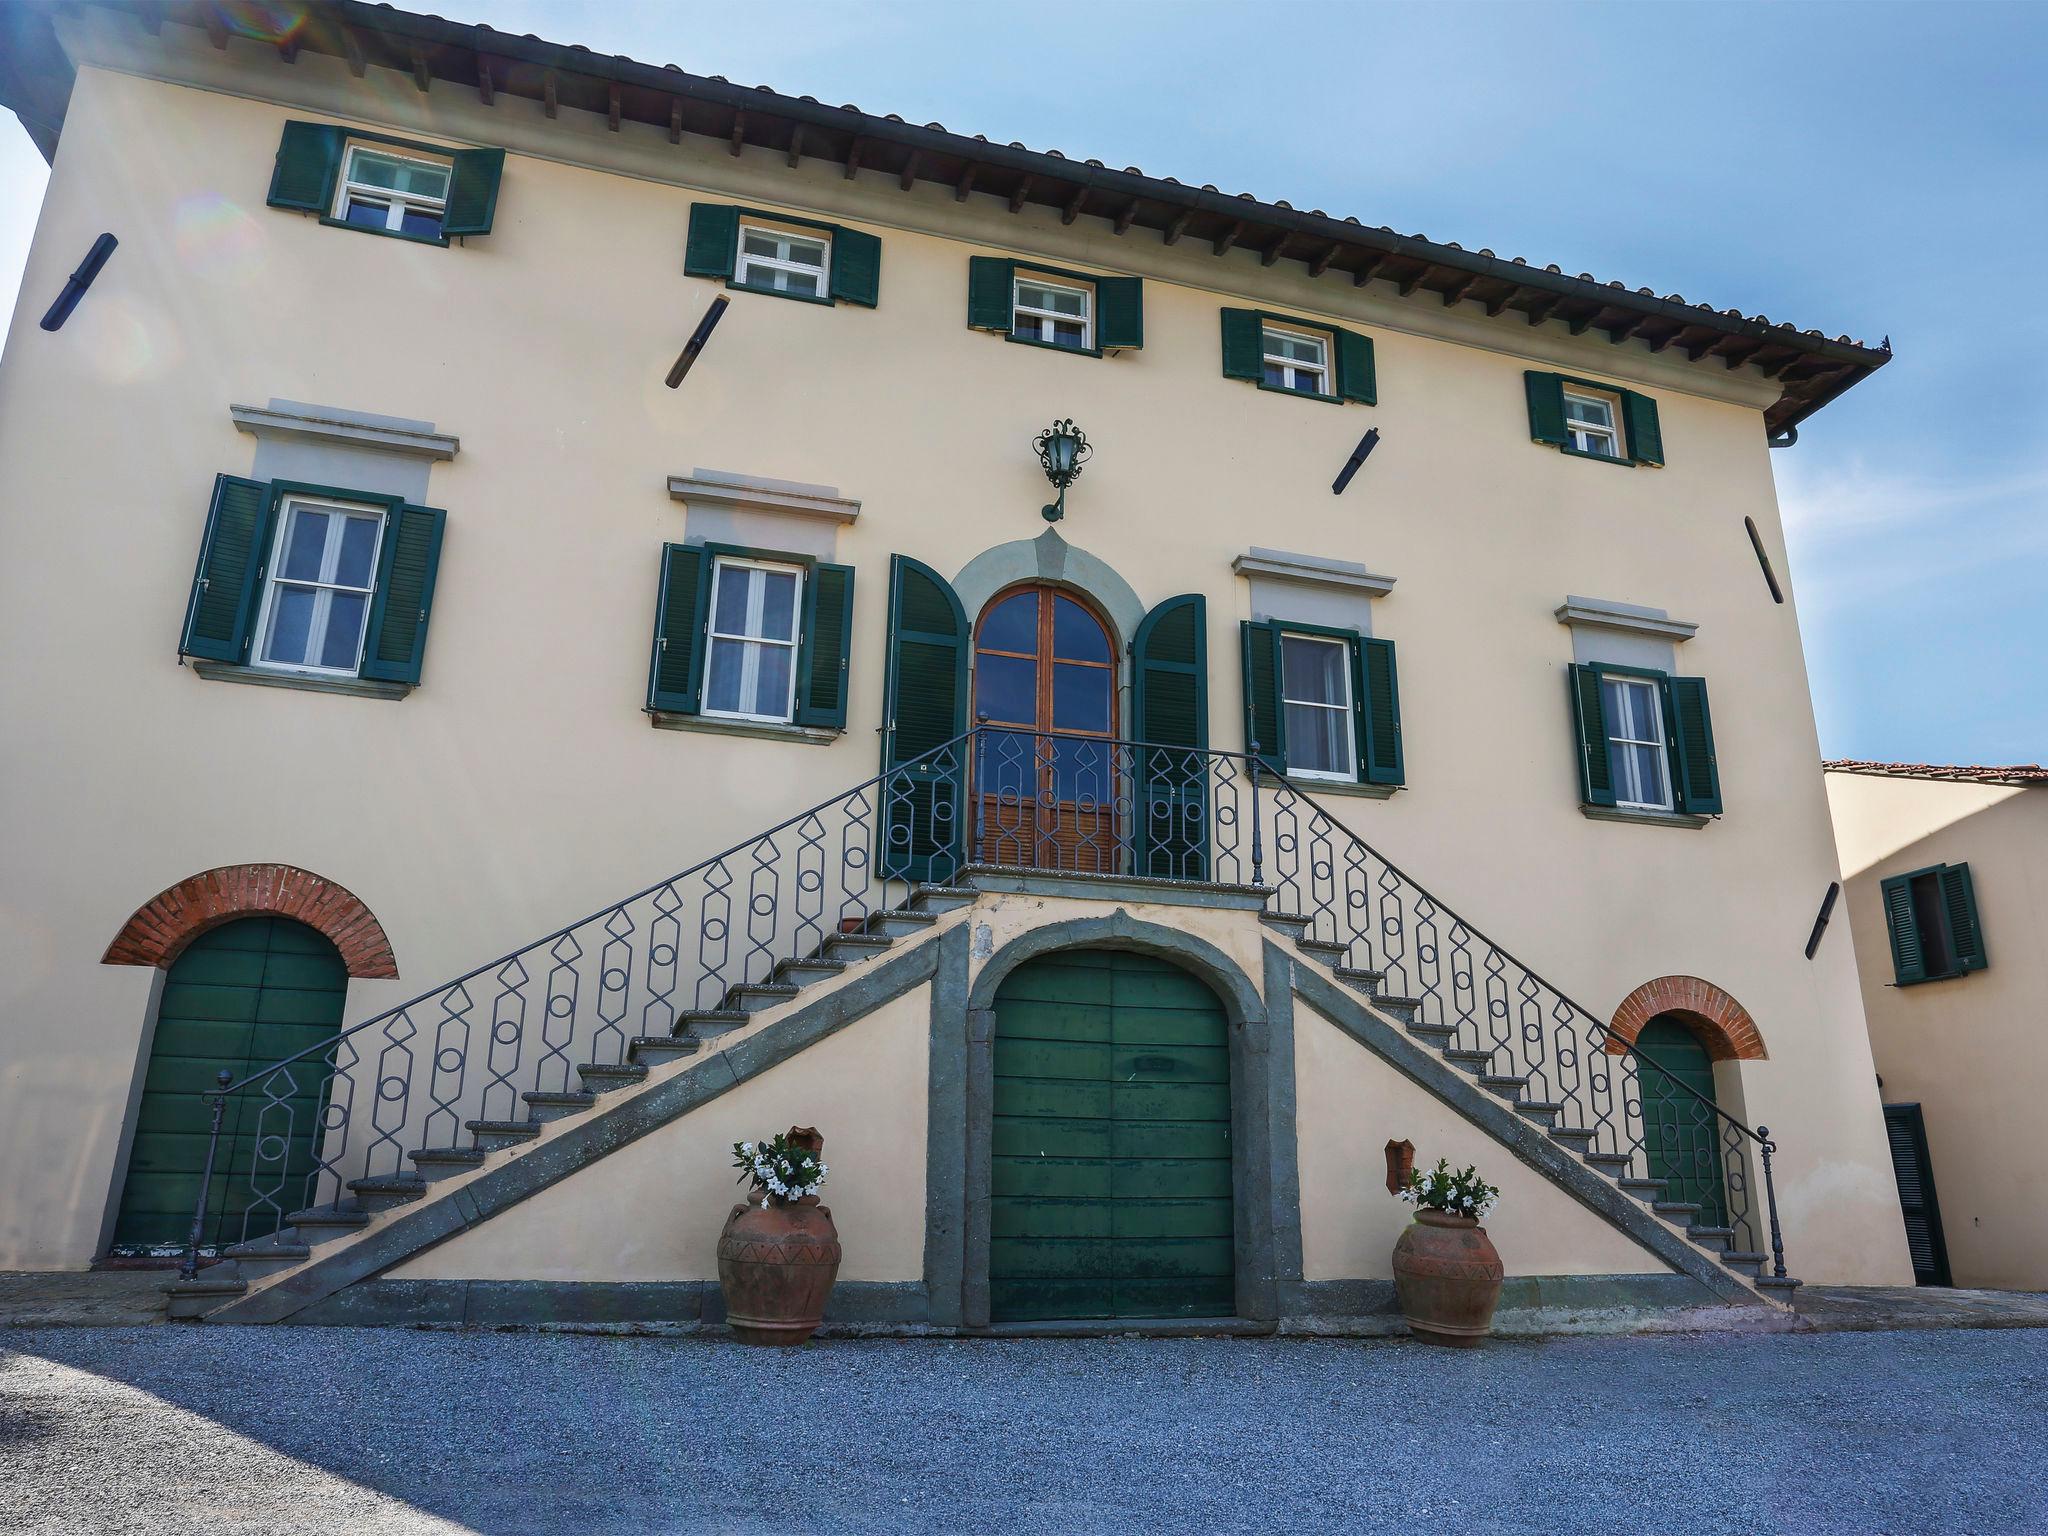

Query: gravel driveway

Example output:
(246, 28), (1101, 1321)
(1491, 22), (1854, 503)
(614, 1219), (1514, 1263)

(2, 1326), (2041, 1534)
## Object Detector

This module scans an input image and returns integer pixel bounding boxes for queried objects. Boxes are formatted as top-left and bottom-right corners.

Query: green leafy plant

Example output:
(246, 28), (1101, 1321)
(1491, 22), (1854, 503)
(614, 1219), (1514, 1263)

(1397, 1157), (1500, 1221)
(732, 1132), (827, 1205)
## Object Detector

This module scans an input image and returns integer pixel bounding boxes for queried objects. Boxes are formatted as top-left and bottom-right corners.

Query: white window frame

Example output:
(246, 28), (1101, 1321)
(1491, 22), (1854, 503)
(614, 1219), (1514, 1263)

(1603, 674), (1674, 812)
(1011, 273), (1094, 349)
(251, 495), (387, 679)
(1262, 324), (1331, 395)
(703, 555), (805, 725)
(331, 143), (452, 238)
(1563, 386), (1625, 459)
(1279, 630), (1357, 784)
(735, 222), (832, 298)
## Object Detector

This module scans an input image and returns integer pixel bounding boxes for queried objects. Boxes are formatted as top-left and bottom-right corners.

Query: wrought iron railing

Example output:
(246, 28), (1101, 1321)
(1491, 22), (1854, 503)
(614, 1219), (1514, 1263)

(178, 727), (1786, 1286)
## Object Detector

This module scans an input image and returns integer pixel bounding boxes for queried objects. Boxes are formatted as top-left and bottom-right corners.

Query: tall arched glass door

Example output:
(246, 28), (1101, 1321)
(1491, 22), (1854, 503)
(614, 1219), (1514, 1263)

(973, 585), (1118, 870)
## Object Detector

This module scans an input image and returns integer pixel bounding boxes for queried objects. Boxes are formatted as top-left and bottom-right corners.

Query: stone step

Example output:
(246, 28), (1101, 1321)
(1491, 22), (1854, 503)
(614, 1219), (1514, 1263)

(1443, 1048), (1495, 1075)
(285, 1205), (372, 1245)
(1295, 938), (1348, 964)
(220, 1238), (312, 1281)
(1652, 1201), (1703, 1222)
(1478, 1073), (1529, 1102)
(412, 1146), (488, 1182)
(1333, 966), (1386, 995)
(867, 909), (937, 941)
(523, 1090), (596, 1124)
(1517, 1100), (1565, 1129)
(1548, 1126), (1598, 1150)
(678, 1010), (751, 1042)
(1583, 1150), (1634, 1174)
(1687, 1224), (1734, 1254)
(1405, 1021), (1459, 1046)
(1617, 1176), (1667, 1204)
(1721, 1251), (1768, 1278)
(822, 933), (893, 965)
(724, 982), (800, 1014)
(467, 1119), (541, 1152)
(1755, 1275), (1803, 1294)
(627, 1035), (701, 1067)
(908, 885), (977, 914)
(345, 1175), (427, 1213)
(165, 1275), (248, 1320)
(1258, 912), (1312, 940)
(577, 1062), (648, 1095)
(1372, 995), (1424, 1025)
(773, 956), (846, 988)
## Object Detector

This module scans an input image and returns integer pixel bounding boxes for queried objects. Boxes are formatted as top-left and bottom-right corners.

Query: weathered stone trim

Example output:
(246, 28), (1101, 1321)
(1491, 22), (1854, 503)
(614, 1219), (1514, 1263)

(292, 1278), (928, 1328)
(667, 473), (861, 524)
(192, 660), (412, 701)
(1554, 596), (1699, 643)
(1581, 805), (1709, 830)
(950, 529), (1146, 649)
(922, 924), (971, 1329)
(960, 865), (1271, 910)
(1608, 975), (1767, 1061)
(103, 863), (398, 979)
(965, 909), (1266, 1028)
(1260, 941), (1306, 1299)
(1231, 549), (1396, 599)
(230, 402), (458, 460)
(1278, 1274), (1793, 1337)
(649, 711), (839, 746)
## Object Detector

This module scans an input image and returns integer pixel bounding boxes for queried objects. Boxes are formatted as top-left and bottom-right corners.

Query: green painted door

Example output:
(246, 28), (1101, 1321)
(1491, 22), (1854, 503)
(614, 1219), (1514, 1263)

(1636, 1017), (1728, 1228)
(111, 918), (349, 1253)
(990, 949), (1234, 1321)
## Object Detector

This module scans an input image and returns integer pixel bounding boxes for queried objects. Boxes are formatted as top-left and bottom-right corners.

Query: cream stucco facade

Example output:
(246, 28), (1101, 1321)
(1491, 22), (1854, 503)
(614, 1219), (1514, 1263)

(0, 7), (1912, 1309)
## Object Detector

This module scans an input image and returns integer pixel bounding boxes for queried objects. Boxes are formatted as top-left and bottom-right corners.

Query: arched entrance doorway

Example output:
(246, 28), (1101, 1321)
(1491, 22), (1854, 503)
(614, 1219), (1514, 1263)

(973, 584), (1118, 870)
(1635, 1016), (1729, 1227)
(989, 947), (1233, 1321)
(110, 917), (349, 1254)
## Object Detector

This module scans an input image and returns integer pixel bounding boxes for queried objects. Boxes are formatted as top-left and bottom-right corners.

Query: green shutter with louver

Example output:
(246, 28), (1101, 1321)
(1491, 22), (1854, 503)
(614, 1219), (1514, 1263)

(1525, 371), (1568, 447)
(880, 556), (968, 882)
(442, 148), (506, 237)
(179, 475), (276, 663)
(1131, 595), (1209, 880)
(1568, 663), (1616, 807)
(1357, 636), (1403, 785)
(1938, 863), (1987, 973)
(828, 226), (882, 307)
(359, 503), (446, 685)
(1335, 328), (1377, 405)
(647, 543), (712, 713)
(1880, 873), (1927, 985)
(1239, 620), (1286, 775)
(1623, 389), (1665, 466)
(795, 562), (856, 729)
(684, 204), (741, 279)
(1882, 1103), (1952, 1286)
(1662, 675), (1722, 814)
(967, 257), (1016, 331)
(1096, 277), (1144, 350)
(267, 122), (345, 213)
(1220, 309), (1263, 382)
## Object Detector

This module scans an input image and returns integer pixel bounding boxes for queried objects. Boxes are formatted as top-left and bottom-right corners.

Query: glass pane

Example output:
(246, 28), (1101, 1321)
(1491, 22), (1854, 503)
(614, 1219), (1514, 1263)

(320, 591), (367, 670)
(396, 162), (449, 199)
(743, 233), (779, 258)
(1263, 362), (1286, 388)
(979, 592), (1038, 654)
(1634, 744), (1668, 806)
(1607, 739), (1632, 800)
(979, 728), (1039, 802)
(758, 570), (798, 641)
(400, 207), (444, 239)
(1052, 663), (1110, 732)
(1052, 737), (1114, 804)
(350, 152), (402, 190)
(1051, 320), (1085, 348)
(705, 639), (745, 714)
(1051, 596), (1109, 663)
(786, 238), (826, 269)
(263, 586), (316, 665)
(975, 654), (1037, 726)
(751, 644), (794, 717)
(713, 565), (754, 635)
(1601, 678), (1633, 739)
(1280, 634), (1346, 707)
(343, 198), (388, 230)
(280, 509), (329, 583)
(785, 270), (819, 297)
(1565, 395), (1613, 427)
(1285, 703), (1348, 776)
(334, 515), (378, 589)
(1015, 281), (1056, 310)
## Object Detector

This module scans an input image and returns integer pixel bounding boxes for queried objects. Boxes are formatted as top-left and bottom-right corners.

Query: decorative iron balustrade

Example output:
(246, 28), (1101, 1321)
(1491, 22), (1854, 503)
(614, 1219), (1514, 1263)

(178, 728), (1787, 1288)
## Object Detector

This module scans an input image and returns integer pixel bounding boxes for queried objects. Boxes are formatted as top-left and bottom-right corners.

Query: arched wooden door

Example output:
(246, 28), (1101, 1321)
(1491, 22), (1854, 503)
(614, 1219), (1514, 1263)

(111, 917), (348, 1253)
(973, 585), (1118, 870)
(1636, 1016), (1729, 1228)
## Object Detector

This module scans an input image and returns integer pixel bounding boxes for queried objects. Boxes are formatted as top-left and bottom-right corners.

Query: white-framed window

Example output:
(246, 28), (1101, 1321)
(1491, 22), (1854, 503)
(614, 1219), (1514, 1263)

(1263, 325), (1330, 395)
(1280, 632), (1356, 782)
(1012, 273), (1093, 350)
(704, 556), (804, 723)
(333, 144), (452, 240)
(1563, 387), (1625, 459)
(736, 224), (831, 298)
(253, 496), (386, 676)
(1601, 674), (1673, 810)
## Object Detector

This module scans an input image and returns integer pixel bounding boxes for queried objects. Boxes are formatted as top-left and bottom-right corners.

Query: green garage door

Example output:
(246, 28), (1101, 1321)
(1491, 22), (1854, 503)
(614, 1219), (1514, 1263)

(111, 917), (349, 1253)
(990, 948), (1234, 1322)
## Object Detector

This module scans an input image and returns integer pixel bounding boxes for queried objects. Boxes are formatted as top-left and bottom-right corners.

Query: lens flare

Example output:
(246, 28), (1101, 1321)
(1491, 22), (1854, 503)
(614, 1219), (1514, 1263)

(172, 192), (266, 282)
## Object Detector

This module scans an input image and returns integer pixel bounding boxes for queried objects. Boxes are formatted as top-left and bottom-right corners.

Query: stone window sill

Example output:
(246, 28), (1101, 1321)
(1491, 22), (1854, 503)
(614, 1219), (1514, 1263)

(1284, 777), (1396, 800)
(193, 661), (410, 700)
(650, 711), (840, 746)
(1581, 804), (1710, 830)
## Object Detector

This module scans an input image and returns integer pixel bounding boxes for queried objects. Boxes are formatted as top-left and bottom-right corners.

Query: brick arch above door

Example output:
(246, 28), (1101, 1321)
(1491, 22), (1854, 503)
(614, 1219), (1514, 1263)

(1606, 974), (1765, 1061)
(102, 864), (398, 979)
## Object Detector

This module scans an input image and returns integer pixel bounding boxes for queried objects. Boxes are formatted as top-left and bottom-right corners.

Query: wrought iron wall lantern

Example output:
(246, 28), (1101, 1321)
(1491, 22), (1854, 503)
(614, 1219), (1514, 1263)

(1031, 418), (1092, 522)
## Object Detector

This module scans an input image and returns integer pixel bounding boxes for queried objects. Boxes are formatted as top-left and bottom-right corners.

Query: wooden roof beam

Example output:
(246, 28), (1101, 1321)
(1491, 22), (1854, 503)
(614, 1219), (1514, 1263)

(1113, 198), (1140, 236)
(1353, 252), (1390, 287)
(844, 137), (866, 179)
(1397, 263), (1431, 298)
(1716, 337), (1768, 370)
(729, 109), (746, 156)
(1646, 324), (1693, 354)
(542, 69), (557, 119)
(1213, 219), (1246, 256)
(955, 163), (978, 202)
(1260, 235), (1288, 267)
(1524, 294), (1562, 327)
(898, 150), (922, 192)
(410, 47), (430, 93)
(1440, 273), (1479, 308)
(1163, 208), (1193, 245)
(669, 99), (682, 144)
(607, 84), (621, 132)
(1755, 348), (1801, 380)
(276, 37), (300, 64)
(785, 123), (804, 166)
(342, 28), (366, 77)
(476, 58), (493, 105)
(1606, 313), (1651, 345)
(203, 11), (227, 48)
(1008, 175), (1032, 214)
(1484, 285), (1517, 318)
(1308, 243), (1340, 279)
(1061, 184), (1087, 225)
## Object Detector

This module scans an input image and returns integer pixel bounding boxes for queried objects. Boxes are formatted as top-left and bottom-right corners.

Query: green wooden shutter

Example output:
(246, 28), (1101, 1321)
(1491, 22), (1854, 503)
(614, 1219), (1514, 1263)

(442, 148), (506, 237)
(1525, 371), (1568, 447)
(794, 562), (856, 728)
(1239, 620), (1286, 775)
(267, 122), (344, 213)
(647, 543), (712, 713)
(1357, 636), (1403, 785)
(1662, 675), (1722, 814)
(1096, 277), (1144, 350)
(881, 556), (968, 883)
(180, 475), (275, 663)
(1131, 595), (1209, 880)
(359, 504), (446, 685)
(1335, 328), (1377, 405)
(1220, 309), (1263, 381)
(684, 204), (741, 279)
(967, 256), (1015, 331)
(1881, 873), (1927, 986)
(1623, 389), (1665, 466)
(828, 226), (881, 307)
(1938, 864), (1987, 973)
(1568, 663), (1616, 807)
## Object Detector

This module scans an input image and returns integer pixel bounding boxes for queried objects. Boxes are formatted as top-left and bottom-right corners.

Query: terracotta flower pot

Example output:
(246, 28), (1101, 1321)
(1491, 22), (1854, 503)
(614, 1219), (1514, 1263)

(1391, 1209), (1504, 1348)
(716, 1196), (842, 1346)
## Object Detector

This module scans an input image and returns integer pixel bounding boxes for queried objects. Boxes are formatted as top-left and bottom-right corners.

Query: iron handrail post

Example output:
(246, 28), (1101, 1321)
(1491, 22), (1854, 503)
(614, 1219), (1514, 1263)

(972, 719), (989, 867)
(1248, 742), (1264, 888)
(177, 1070), (233, 1282)
(1758, 1127), (1789, 1277)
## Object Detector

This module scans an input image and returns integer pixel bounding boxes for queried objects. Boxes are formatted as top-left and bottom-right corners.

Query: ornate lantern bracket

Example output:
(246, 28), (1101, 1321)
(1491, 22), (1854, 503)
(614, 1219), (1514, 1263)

(1031, 418), (1092, 523)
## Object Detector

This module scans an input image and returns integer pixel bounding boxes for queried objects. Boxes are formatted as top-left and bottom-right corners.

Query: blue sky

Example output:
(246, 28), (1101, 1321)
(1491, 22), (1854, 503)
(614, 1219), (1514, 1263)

(3, 0), (2042, 764)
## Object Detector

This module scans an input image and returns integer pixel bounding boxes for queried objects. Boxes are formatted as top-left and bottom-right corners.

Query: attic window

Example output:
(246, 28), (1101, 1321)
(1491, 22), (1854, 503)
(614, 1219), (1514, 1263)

(334, 145), (451, 240)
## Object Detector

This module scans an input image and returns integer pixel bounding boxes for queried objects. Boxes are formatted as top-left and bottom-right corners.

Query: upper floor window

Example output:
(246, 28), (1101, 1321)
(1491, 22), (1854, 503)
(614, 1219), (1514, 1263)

(704, 556), (804, 723)
(1263, 325), (1331, 396)
(1239, 619), (1403, 789)
(1525, 372), (1664, 466)
(254, 496), (386, 676)
(967, 258), (1144, 355)
(1600, 674), (1672, 811)
(736, 224), (831, 299)
(1881, 862), (1988, 985)
(1563, 387), (1624, 460)
(683, 204), (881, 307)
(1567, 662), (1720, 817)
(1013, 274), (1092, 350)
(1220, 310), (1375, 403)
(335, 145), (452, 240)
(1279, 632), (1355, 781)
(265, 121), (503, 244)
